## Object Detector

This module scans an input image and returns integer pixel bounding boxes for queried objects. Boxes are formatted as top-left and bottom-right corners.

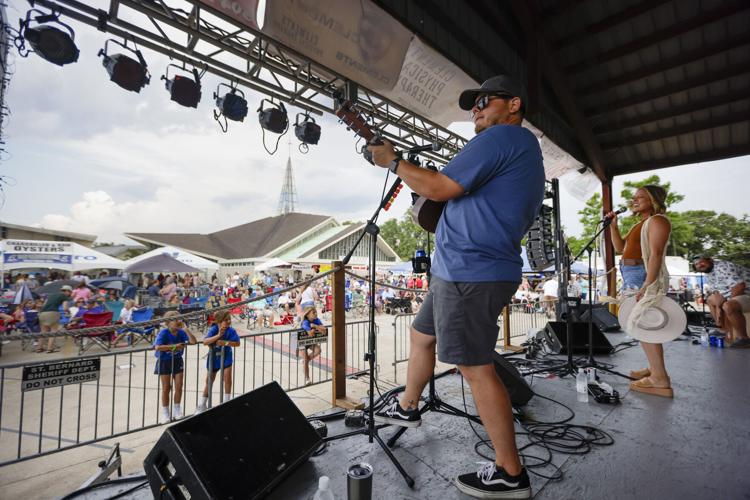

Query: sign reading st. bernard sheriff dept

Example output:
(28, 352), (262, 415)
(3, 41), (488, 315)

(21, 359), (100, 392)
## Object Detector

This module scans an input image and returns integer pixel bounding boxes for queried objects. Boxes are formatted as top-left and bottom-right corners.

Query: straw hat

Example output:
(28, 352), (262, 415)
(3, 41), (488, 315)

(618, 295), (686, 344)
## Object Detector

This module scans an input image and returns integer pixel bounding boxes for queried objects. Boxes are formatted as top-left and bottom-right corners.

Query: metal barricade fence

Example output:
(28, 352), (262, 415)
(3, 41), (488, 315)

(388, 304), (548, 384)
(0, 320), (369, 466)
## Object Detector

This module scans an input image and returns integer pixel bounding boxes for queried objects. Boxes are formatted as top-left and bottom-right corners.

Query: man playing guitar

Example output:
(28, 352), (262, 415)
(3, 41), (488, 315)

(369, 75), (545, 499)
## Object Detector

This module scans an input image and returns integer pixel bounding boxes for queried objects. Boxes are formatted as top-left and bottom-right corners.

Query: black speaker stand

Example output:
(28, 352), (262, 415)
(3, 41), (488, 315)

(324, 176), (415, 488)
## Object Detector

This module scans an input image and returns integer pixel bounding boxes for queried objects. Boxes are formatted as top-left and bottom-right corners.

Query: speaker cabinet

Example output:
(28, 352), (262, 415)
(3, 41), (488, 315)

(144, 382), (321, 500)
(544, 321), (615, 355)
(579, 304), (621, 332)
(491, 352), (534, 407)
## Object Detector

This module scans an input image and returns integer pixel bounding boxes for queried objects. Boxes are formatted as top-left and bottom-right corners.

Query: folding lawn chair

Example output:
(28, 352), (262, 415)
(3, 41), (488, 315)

(74, 311), (114, 355)
(122, 307), (156, 346)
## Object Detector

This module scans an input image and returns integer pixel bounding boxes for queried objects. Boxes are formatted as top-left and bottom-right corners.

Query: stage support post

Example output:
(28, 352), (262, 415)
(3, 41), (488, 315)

(331, 261), (359, 409)
(602, 182), (617, 305)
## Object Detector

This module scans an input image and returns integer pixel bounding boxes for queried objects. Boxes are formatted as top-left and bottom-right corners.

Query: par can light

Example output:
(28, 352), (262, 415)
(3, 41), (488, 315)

(19, 9), (79, 66)
(257, 99), (288, 134)
(213, 83), (248, 132)
(98, 39), (150, 93)
(161, 64), (203, 108)
(294, 113), (321, 146)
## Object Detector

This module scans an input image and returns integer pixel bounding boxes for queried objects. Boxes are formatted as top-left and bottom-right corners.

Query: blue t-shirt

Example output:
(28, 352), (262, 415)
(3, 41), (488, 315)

(154, 328), (190, 360)
(431, 125), (545, 283)
(302, 317), (323, 332)
(206, 324), (240, 368)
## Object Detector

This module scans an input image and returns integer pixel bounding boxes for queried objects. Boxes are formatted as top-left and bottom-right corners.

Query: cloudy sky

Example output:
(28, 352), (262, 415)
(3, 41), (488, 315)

(1, 0), (747, 245)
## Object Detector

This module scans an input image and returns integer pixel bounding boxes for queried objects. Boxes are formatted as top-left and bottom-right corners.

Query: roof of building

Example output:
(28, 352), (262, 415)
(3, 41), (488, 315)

(0, 221), (96, 242)
(93, 244), (146, 257)
(375, 0), (750, 180)
(126, 213), (332, 260)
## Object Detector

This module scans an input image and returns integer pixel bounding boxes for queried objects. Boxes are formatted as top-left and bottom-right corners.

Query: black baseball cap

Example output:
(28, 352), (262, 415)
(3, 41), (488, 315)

(459, 75), (528, 111)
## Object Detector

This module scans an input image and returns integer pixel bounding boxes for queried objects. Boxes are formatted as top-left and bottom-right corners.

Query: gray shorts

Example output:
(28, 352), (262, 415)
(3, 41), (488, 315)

(411, 276), (518, 366)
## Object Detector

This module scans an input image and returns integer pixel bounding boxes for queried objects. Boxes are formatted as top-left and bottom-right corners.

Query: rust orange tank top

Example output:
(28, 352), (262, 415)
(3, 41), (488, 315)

(622, 220), (645, 259)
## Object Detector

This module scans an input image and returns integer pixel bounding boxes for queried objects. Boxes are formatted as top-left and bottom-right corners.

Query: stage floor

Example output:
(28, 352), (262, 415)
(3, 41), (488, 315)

(80, 329), (750, 500)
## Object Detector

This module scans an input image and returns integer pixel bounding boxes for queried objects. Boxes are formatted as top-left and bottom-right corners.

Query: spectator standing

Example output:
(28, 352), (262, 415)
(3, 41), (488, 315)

(195, 311), (241, 413)
(160, 277), (178, 302)
(71, 281), (92, 303)
(154, 311), (196, 423)
(38, 285), (73, 353)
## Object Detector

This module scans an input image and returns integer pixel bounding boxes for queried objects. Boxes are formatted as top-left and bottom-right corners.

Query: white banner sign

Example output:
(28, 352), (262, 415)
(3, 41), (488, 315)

(199, 0), (259, 30)
(383, 37), (478, 127)
(263, 0), (412, 91)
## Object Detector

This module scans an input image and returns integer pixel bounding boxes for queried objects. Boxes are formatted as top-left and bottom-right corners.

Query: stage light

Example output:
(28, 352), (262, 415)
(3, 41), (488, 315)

(213, 83), (248, 132)
(98, 39), (150, 93)
(257, 99), (289, 154)
(19, 9), (79, 66)
(294, 112), (321, 152)
(161, 64), (203, 108)
(257, 99), (288, 134)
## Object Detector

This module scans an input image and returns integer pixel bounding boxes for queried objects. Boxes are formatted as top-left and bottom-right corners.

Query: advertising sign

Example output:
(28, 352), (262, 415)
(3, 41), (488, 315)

(199, 0), (259, 30)
(383, 37), (479, 127)
(263, 0), (411, 91)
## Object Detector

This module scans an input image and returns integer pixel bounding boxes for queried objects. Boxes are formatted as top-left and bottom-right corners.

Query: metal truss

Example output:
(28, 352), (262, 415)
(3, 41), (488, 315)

(29, 0), (467, 164)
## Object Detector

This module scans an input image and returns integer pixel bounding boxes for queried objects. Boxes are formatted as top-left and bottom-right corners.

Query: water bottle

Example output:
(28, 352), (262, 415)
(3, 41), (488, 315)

(576, 369), (589, 403)
(700, 331), (709, 346)
(313, 476), (335, 500)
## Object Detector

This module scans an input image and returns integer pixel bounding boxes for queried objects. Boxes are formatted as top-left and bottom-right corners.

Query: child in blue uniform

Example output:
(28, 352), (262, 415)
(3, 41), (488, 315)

(298, 306), (324, 386)
(195, 310), (241, 413)
(154, 311), (196, 423)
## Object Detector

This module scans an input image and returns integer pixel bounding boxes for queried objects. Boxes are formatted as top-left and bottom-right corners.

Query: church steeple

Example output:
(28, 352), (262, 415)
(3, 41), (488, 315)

(277, 139), (298, 214)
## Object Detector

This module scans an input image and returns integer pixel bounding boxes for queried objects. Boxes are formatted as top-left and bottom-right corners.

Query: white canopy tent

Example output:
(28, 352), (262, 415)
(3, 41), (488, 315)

(124, 246), (219, 271)
(254, 258), (291, 272)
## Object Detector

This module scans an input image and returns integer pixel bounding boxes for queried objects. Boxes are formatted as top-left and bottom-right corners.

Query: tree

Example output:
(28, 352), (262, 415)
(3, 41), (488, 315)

(680, 210), (750, 267)
(380, 211), (431, 261)
(569, 175), (696, 257)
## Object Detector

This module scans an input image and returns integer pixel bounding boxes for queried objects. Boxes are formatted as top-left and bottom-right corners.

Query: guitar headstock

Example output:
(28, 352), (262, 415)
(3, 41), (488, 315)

(333, 94), (380, 145)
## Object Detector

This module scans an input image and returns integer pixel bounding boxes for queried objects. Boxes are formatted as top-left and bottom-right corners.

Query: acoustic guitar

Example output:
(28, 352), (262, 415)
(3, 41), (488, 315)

(334, 96), (445, 233)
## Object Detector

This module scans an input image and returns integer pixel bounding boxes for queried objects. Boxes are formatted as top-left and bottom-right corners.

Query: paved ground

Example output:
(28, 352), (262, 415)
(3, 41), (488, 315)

(15, 326), (749, 500)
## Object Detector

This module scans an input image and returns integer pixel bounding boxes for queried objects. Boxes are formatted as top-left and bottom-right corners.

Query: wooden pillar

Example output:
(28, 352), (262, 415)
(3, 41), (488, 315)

(602, 182), (617, 299)
(331, 261), (360, 409)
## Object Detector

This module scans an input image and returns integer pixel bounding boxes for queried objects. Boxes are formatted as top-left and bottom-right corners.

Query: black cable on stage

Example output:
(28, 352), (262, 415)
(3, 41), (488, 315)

(459, 376), (614, 482)
(59, 475), (149, 500)
(105, 480), (150, 500)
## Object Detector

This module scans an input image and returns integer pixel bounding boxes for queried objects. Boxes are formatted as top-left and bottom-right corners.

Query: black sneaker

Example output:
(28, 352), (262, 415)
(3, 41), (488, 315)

(373, 396), (421, 428)
(455, 463), (531, 499)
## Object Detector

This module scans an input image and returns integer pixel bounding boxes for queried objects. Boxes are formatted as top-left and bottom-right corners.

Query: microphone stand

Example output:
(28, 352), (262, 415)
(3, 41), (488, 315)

(324, 175), (415, 488)
(570, 218), (632, 380)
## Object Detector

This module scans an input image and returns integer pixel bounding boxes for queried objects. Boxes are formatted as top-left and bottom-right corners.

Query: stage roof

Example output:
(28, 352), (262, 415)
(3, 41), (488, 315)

(375, 0), (750, 181)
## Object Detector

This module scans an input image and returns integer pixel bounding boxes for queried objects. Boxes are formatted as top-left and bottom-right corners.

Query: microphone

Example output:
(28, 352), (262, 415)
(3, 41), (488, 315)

(405, 142), (441, 154)
(601, 207), (627, 223)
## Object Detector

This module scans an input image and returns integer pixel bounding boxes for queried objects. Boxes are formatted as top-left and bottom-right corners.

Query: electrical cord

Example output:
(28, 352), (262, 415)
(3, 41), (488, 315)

(59, 475), (148, 500)
(459, 376), (614, 482)
(105, 480), (150, 500)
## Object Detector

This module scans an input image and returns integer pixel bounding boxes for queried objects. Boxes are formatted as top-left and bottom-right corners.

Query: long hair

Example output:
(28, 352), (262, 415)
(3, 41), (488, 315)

(641, 185), (667, 215)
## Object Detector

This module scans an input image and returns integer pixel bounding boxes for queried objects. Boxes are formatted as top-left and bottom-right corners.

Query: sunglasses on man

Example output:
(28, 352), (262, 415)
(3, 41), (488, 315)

(471, 93), (515, 117)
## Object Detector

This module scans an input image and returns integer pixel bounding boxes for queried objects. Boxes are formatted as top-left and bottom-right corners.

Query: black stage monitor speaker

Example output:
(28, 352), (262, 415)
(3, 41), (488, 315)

(580, 304), (621, 332)
(491, 352), (534, 407)
(144, 382), (321, 500)
(544, 321), (615, 355)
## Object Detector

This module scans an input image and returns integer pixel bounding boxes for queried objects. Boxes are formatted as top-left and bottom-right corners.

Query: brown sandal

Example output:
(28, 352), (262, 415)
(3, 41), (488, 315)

(629, 377), (673, 398)
(630, 368), (651, 379)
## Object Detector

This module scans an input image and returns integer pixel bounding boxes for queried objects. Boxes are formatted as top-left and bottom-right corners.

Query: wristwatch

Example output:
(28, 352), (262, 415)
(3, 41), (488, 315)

(388, 158), (401, 175)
